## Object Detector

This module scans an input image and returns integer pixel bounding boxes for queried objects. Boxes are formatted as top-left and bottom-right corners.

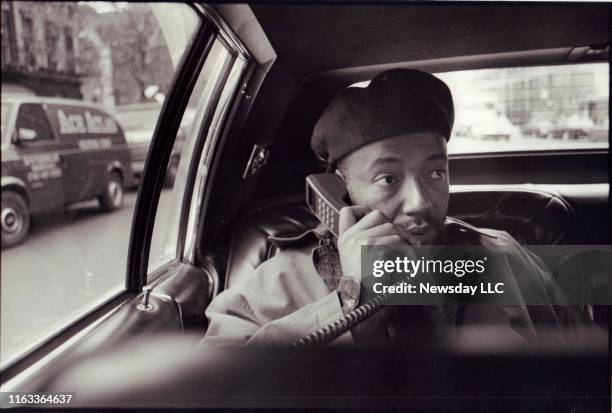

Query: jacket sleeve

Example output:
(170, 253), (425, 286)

(201, 251), (351, 348)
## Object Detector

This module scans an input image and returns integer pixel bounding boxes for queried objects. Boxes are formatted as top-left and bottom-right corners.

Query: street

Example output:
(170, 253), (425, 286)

(1, 188), (173, 364)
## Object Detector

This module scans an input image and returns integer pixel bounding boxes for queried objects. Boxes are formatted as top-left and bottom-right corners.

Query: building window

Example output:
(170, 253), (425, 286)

(45, 21), (58, 71)
(64, 26), (75, 73)
(1, 6), (14, 65)
(20, 13), (36, 67)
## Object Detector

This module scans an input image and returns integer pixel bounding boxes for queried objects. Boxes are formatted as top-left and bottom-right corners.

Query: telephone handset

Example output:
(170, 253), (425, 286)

(305, 173), (350, 238)
(298, 174), (393, 347)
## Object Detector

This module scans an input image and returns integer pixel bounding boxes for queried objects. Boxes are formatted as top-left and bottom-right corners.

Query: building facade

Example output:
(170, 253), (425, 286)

(499, 64), (609, 129)
(1, 1), (82, 98)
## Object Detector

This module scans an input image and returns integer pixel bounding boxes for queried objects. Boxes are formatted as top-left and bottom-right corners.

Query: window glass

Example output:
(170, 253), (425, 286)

(15, 104), (54, 141)
(435, 63), (609, 154)
(1, 2), (199, 365)
(1, 4), (15, 65)
(19, 13), (36, 67)
(148, 38), (236, 273)
(63, 26), (75, 73)
(351, 63), (608, 154)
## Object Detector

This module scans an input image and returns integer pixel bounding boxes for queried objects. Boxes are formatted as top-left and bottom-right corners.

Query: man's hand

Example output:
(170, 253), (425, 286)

(337, 206), (405, 279)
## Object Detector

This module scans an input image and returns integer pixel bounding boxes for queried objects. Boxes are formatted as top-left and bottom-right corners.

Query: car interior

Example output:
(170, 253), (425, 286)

(206, 3), (610, 325)
(2, 2), (609, 409)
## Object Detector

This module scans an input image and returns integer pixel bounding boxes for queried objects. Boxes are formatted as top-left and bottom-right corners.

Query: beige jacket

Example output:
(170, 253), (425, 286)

(203, 219), (584, 348)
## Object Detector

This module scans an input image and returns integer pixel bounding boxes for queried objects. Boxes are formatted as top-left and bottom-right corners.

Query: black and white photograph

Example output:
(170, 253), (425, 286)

(0, 1), (610, 411)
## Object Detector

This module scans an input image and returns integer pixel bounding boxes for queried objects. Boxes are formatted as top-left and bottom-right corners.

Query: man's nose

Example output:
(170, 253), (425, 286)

(400, 178), (432, 215)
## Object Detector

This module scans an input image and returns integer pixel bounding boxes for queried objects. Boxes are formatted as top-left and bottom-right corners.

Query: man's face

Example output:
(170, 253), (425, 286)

(338, 132), (449, 244)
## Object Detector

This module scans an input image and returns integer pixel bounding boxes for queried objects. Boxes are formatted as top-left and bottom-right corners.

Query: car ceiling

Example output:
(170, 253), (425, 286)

(249, 3), (609, 79)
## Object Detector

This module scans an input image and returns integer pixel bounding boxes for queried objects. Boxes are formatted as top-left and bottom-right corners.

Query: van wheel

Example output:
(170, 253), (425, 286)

(164, 156), (179, 188)
(1, 191), (30, 248)
(98, 172), (124, 211)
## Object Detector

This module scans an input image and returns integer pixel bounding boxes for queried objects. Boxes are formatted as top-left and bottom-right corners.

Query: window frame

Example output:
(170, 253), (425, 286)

(146, 37), (238, 275)
(126, 13), (217, 291)
(139, 5), (253, 285)
(147, 39), (236, 274)
(182, 49), (250, 267)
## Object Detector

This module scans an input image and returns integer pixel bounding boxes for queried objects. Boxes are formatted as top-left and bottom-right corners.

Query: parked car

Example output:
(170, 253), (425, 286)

(587, 127), (608, 142)
(548, 113), (599, 140)
(522, 120), (554, 138)
(114, 104), (193, 187)
(0, 3), (609, 411)
(113, 103), (161, 178)
(469, 111), (520, 141)
(1, 96), (133, 248)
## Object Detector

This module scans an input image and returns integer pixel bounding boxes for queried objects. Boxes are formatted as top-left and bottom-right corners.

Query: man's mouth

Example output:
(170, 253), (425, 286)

(394, 222), (441, 245)
(393, 218), (441, 244)
(402, 225), (434, 235)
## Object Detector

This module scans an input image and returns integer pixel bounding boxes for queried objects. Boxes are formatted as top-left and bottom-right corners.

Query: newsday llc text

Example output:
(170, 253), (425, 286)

(371, 280), (505, 296)
(360, 245), (612, 305)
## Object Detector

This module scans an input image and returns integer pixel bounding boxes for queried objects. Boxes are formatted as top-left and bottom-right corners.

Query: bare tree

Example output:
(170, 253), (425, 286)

(96, 4), (173, 104)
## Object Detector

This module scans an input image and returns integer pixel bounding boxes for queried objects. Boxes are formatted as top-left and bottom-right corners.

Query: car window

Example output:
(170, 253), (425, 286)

(148, 37), (243, 273)
(0, 2), (199, 366)
(352, 63), (608, 155)
(435, 63), (609, 154)
(15, 104), (54, 141)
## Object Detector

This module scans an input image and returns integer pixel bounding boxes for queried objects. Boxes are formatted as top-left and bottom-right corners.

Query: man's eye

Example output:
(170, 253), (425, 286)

(429, 169), (447, 179)
(374, 175), (399, 186)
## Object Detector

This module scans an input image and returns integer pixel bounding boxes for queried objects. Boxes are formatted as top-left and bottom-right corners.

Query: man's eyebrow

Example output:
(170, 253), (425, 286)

(367, 153), (447, 169)
(425, 153), (448, 161)
(368, 156), (402, 168)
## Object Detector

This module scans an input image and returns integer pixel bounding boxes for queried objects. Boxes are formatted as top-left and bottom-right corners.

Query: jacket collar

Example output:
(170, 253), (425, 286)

(443, 216), (498, 240)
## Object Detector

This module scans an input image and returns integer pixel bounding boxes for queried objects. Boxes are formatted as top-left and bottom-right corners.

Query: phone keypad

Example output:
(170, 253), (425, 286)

(316, 196), (335, 230)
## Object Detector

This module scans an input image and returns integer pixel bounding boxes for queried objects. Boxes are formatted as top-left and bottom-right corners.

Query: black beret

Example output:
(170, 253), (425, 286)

(311, 69), (454, 167)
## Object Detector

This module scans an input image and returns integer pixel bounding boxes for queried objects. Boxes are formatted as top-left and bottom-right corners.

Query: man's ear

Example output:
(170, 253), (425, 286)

(335, 169), (345, 182)
(335, 168), (352, 205)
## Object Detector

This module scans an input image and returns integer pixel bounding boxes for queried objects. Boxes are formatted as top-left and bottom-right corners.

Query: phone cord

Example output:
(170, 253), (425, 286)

(292, 291), (392, 347)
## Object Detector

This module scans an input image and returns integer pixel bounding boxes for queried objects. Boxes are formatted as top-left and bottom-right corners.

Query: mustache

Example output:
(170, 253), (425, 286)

(393, 215), (440, 231)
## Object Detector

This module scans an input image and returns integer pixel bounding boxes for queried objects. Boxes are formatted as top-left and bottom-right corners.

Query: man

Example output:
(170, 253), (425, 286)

(202, 69), (584, 348)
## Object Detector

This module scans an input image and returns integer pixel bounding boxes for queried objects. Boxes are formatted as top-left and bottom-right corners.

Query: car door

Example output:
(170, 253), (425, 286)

(44, 103), (133, 206)
(0, 2), (250, 399)
(44, 103), (101, 204)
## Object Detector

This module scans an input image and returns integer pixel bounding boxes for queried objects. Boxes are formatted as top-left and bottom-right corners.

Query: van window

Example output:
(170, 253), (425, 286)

(15, 103), (54, 141)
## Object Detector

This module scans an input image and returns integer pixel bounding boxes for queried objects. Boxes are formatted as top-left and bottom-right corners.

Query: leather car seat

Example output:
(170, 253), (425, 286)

(224, 188), (575, 289)
(447, 188), (575, 246)
(224, 195), (319, 289)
